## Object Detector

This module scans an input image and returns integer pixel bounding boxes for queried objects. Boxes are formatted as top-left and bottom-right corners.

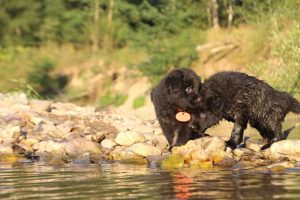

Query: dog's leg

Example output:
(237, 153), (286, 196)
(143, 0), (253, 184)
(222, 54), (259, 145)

(261, 123), (284, 150)
(226, 119), (247, 149)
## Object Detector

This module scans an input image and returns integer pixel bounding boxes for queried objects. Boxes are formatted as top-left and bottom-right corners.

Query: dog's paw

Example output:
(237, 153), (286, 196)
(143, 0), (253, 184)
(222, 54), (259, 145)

(260, 143), (272, 150)
(190, 132), (210, 140)
(225, 140), (238, 150)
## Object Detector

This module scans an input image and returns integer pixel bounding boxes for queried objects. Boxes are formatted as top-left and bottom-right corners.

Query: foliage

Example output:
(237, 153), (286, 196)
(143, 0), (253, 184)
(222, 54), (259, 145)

(27, 58), (60, 97)
(245, 0), (300, 98)
(99, 92), (114, 107)
(132, 96), (145, 109)
(1, 0), (300, 100)
(99, 92), (128, 107)
(10, 79), (41, 99)
(270, 24), (300, 97)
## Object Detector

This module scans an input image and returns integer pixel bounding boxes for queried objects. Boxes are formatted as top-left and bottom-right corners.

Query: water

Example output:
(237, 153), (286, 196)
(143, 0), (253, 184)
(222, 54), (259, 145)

(1, 162), (300, 200)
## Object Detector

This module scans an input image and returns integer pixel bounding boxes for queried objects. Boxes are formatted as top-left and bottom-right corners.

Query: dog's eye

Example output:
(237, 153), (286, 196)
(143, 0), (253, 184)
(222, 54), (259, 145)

(185, 87), (193, 93)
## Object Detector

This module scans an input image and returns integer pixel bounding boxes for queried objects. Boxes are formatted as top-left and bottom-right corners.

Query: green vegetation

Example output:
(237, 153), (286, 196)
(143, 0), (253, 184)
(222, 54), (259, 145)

(99, 92), (128, 107)
(0, 0), (299, 103)
(132, 96), (146, 109)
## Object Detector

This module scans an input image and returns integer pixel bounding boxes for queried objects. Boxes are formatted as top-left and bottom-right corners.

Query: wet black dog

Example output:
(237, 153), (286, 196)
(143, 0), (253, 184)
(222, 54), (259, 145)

(151, 68), (203, 148)
(196, 71), (300, 149)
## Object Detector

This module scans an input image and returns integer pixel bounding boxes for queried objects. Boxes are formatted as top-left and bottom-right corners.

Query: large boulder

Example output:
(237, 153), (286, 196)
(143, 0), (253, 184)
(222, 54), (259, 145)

(268, 140), (300, 161)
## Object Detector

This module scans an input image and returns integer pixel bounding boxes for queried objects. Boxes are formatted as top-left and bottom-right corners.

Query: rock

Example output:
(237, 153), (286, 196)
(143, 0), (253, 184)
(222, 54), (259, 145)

(161, 154), (184, 169)
(191, 161), (214, 169)
(171, 137), (226, 165)
(64, 138), (102, 159)
(0, 154), (25, 163)
(155, 135), (168, 151)
(101, 139), (117, 149)
(233, 148), (255, 161)
(33, 140), (65, 154)
(56, 121), (74, 133)
(205, 137), (227, 153)
(269, 140), (300, 161)
(130, 143), (161, 157)
(91, 132), (105, 143)
(232, 161), (257, 171)
(153, 129), (163, 135)
(267, 161), (295, 172)
(0, 145), (14, 154)
(147, 155), (169, 168)
(29, 99), (52, 112)
(172, 137), (226, 155)
(245, 139), (263, 152)
(211, 151), (236, 166)
(109, 146), (147, 164)
(115, 131), (145, 146)
(51, 102), (95, 116)
(0, 126), (20, 140)
(39, 123), (66, 140)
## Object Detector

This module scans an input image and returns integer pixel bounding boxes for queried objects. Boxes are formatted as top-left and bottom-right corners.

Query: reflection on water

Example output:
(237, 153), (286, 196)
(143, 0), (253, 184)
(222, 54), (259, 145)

(1, 161), (300, 200)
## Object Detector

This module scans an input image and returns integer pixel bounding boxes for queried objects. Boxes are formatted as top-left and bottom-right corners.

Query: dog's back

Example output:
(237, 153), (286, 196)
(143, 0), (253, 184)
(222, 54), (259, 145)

(204, 71), (300, 118)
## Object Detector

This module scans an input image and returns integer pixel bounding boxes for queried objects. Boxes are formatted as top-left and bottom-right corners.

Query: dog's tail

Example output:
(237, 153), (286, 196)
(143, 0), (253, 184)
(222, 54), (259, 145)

(289, 95), (300, 114)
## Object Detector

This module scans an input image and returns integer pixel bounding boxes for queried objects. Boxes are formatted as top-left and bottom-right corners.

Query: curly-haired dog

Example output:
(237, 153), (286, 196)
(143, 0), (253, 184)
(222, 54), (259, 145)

(196, 71), (300, 149)
(151, 68), (203, 148)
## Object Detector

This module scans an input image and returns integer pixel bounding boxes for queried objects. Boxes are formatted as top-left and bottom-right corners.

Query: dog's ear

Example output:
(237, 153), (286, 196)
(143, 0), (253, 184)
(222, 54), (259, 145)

(165, 70), (184, 92)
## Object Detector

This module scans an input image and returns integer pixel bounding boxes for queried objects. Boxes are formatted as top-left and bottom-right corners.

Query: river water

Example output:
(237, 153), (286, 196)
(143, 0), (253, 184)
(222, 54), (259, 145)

(1, 161), (300, 200)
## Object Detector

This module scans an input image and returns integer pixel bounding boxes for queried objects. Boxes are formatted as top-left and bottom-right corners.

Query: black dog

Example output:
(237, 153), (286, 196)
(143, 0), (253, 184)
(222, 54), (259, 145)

(151, 68), (203, 148)
(195, 71), (300, 149)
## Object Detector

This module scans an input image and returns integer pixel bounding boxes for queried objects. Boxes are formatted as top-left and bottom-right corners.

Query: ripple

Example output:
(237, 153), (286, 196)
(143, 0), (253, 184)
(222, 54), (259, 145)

(1, 163), (300, 199)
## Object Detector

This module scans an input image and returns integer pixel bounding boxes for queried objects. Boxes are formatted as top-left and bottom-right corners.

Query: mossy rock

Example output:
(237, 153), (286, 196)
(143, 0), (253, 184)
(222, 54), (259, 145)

(161, 154), (184, 169)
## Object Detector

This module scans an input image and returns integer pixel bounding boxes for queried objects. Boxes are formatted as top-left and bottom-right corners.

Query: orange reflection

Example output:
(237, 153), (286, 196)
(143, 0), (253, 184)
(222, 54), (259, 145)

(174, 173), (192, 200)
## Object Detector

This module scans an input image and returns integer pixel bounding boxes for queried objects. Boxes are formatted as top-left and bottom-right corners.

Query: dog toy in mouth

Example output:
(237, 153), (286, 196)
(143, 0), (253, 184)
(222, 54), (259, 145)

(175, 111), (191, 122)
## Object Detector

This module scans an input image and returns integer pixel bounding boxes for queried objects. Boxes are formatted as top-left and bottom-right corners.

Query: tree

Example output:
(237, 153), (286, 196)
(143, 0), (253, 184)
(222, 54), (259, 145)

(92, 0), (100, 52)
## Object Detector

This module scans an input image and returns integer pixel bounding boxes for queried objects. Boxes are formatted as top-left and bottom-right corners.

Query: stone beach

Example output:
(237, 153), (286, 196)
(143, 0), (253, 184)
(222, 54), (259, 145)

(1, 93), (300, 171)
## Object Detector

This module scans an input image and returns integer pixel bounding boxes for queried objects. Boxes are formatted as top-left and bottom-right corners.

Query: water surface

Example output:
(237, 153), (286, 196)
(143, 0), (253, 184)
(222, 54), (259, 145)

(1, 161), (300, 199)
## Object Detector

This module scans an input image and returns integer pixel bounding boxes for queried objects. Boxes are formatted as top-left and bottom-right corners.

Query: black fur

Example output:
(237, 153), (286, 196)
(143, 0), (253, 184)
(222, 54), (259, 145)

(151, 68), (203, 148)
(196, 71), (300, 149)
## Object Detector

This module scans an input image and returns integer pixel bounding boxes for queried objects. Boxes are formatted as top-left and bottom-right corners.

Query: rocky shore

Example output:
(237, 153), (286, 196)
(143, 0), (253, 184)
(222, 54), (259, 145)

(1, 93), (300, 171)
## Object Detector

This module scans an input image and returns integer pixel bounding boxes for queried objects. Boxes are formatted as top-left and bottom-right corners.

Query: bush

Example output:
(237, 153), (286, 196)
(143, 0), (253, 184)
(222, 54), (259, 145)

(27, 58), (59, 97)
(99, 92), (128, 107)
(132, 96), (145, 109)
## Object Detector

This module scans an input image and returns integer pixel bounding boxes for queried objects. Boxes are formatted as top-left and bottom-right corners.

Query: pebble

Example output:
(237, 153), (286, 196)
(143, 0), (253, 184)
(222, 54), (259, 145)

(101, 139), (117, 149)
(115, 131), (145, 146)
(130, 143), (161, 157)
(0, 93), (299, 170)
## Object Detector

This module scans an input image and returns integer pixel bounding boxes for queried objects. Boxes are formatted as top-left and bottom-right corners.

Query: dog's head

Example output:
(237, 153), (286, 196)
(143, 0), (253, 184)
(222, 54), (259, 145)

(164, 68), (202, 109)
(194, 87), (224, 133)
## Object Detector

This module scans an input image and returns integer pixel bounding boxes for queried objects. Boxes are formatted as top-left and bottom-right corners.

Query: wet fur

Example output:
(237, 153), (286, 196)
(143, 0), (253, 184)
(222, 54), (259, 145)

(196, 71), (300, 149)
(151, 68), (203, 148)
